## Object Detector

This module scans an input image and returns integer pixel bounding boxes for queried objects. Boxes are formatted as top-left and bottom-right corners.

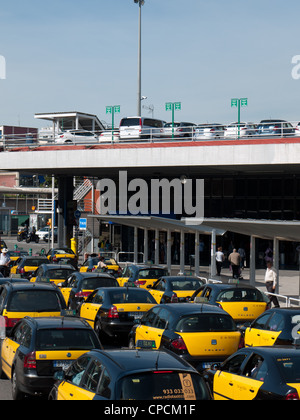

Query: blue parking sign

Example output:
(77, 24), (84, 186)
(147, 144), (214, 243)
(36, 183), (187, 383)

(79, 218), (87, 231)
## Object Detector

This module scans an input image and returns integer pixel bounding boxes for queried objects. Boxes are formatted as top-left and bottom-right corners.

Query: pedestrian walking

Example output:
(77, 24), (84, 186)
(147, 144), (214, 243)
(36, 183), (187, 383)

(265, 261), (280, 308)
(216, 247), (225, 276)
(228, 249), (241, 279)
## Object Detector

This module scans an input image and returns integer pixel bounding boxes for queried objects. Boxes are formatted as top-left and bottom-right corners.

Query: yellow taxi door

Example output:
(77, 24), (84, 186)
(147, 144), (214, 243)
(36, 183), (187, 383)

(1, 338), (20, 379)
(232, 376), (263, 400)
(213, 371), (235, 400)
(145, 307), (170, 349)
(80, 303), (100, 329)
(57, 381), (95, 400)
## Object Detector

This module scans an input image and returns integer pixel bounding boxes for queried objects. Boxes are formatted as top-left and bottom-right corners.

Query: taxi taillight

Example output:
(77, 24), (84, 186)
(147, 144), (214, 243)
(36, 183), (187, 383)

(24, 351), (36, 369)
(75, 291), (91, 298)
(171, 293), (178, 303)
(170, 337), (187, 351)
(285, 392), (300, 400)
(4, 317), (20, 328)
(108, 305), (119, 319)
(134, 280), (146, 287)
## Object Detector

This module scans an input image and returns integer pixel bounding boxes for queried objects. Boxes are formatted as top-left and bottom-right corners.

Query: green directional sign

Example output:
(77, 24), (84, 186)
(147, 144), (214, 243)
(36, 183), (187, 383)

(231, 98), (248, 139)
(106, 105), (121, 142)
(165, 102), (182, 140)
(241, 98), (248, 107)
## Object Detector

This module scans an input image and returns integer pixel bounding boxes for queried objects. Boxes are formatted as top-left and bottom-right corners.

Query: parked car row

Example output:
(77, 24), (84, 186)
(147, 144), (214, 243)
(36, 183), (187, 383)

(52, 118), (300, 144)
(1, 259), (300, 400)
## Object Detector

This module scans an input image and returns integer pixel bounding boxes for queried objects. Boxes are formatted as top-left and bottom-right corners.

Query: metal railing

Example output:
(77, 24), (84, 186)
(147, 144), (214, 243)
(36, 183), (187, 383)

(266, 292), (300, 308)
(1, 121), (300, 150)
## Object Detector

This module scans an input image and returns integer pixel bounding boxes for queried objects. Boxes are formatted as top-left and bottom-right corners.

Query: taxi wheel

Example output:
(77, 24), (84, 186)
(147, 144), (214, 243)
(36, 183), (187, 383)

(12, 370), (25, 400)
(128, 338), (135, 349)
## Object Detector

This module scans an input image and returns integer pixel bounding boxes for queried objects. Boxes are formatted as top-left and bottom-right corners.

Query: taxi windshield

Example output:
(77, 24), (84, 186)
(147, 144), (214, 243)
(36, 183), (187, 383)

(36, 328), (100, 351)
(217, 288), (264, 302)
(108, 290), (156, 304)
(276, 356), (300, 383)
(119, 372), (209, 400)
(175, 314), (237, 333)
(8, 290), (62, 312)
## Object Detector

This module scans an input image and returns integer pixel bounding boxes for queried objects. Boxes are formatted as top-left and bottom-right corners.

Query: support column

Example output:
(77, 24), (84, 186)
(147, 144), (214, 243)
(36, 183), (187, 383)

(273, 238), (280, 294)
(179, 230), (185, 275)
(250, 235), (256, 287)
(154, 229), (159, 265)
(57, 176), (74, 248)
(134, 227), (138, 264)
(144, 228), (148, 264)
(210, 229), (217, 278)
(195, 231), (200, 277)
(167, 229), (172, 275)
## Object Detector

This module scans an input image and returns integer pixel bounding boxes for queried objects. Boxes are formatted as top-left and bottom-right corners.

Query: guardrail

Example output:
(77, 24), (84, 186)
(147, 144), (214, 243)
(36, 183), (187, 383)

(1, 121), (300, 150)
(266, 292), (300, 307)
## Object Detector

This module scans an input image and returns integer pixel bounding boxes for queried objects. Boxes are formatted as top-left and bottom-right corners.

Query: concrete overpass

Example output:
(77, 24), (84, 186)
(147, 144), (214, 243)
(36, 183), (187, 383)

(1, 137), (300, 177)
(1, 136), (300, 290)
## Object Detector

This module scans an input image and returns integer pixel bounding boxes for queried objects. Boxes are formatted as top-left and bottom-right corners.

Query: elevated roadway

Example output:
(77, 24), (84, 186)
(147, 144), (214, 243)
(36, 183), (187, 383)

(1, 136), (300, 177)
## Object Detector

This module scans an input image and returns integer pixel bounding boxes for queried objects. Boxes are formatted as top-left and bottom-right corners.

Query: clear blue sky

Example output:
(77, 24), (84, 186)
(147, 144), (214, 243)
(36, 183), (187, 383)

(0, 0), (300, 128)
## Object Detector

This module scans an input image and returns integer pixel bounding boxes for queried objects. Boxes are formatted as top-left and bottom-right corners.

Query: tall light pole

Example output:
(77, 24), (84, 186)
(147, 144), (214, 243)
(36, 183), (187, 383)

(134, 0), (145, 117)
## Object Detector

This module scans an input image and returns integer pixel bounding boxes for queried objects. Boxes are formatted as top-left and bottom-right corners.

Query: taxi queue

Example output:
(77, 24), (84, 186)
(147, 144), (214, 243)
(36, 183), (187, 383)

(0, 248), (300, 401)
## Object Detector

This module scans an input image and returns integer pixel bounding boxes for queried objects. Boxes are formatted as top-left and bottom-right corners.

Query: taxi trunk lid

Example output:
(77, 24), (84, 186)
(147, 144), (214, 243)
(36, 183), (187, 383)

(180, 331), (241, 357)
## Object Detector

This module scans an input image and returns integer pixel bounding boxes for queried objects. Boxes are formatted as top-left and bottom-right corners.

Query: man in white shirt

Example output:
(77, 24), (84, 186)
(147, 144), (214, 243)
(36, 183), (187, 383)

(216, 247), (225, 276)
(265, 261), (280, 308)
(0, 248), (10, 277)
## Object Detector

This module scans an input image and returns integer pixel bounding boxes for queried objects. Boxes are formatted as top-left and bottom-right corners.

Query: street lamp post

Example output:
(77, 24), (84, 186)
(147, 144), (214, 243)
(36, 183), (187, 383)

(134, 0), (145, 117)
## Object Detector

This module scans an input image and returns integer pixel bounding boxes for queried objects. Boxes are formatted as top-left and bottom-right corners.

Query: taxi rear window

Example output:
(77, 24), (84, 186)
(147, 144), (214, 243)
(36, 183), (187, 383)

(175, 314), (237, 333)
(170, 279), (203, 291)
(21, 259), (47, 267)
(81, 277), (118, 290)
(36, 329), (100, 351)
(8, 290), (62, 312)
(45, 269), (75, 280)
(119, 372), (209, 400)
(138, 269), (168, 279)
(276, 356), (300, 383)
(108, 290), (156, 304)
(217, 288), (264, 302)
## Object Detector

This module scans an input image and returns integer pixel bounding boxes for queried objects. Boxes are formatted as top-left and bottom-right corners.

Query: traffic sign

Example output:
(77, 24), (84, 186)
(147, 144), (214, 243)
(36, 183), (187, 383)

(74, 210), (81, 219)
(79, 218), (87, 231)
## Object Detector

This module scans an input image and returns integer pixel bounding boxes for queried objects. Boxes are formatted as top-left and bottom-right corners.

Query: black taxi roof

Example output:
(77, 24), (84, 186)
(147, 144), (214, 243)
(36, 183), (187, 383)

(23, 316), (92, 330)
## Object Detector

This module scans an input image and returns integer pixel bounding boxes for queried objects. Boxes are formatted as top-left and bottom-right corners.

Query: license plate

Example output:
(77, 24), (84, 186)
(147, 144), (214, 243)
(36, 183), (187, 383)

(53, 360), (72, 370)
(129, 312), (145, 319)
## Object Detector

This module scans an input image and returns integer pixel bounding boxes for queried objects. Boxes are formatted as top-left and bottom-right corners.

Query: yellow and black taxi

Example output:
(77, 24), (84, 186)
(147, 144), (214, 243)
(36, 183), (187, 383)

(129, 303), (242, 371)
(205, 346), (300, 400)
(0, 316), (102, 400)
(191, 283), (270, 327)
(10, 256), (48, 279)
(244, 307), (300, 348)
(0, 282), (67, 334)
(59, 272), (119, 312)
(117, 264), (168, 288)
(80, 255), (121, 275)
(30, 264), (77, 286)
(46, 247), (78, 269)
(148, 276), (206, 304)
(49, 345), (211, 400)
(80, 287), (157, 341)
